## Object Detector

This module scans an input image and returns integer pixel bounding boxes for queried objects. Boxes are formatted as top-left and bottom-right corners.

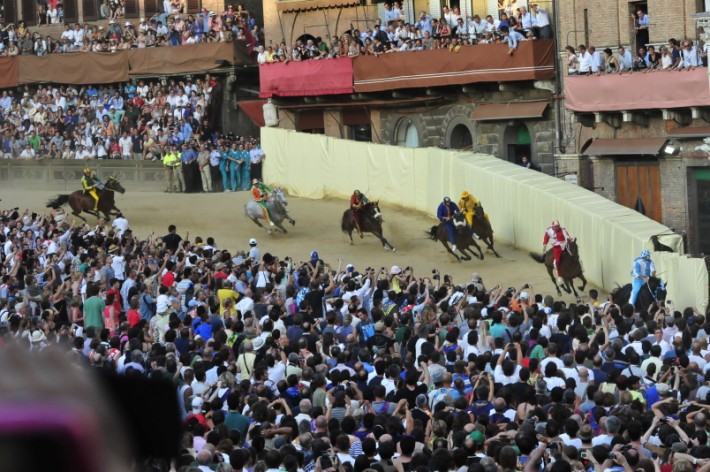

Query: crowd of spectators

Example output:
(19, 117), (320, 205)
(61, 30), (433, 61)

(257, 3), (551, 63)
(0, 4), (261, 55)
(2, 205), (710, 472)
(565, 39), (707, 75)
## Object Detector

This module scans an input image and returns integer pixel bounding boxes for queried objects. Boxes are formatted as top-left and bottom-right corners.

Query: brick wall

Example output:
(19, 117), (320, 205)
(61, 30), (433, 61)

(558, 0), (702, 51)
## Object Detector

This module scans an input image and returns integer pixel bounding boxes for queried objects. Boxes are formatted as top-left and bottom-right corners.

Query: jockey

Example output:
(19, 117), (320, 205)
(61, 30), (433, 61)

(350, 190), (369, 239)
(542, 220), (573, 280)
(630, 249), (656, 305)
(458, 190), (491, 227)
(251, 178), (275, 226)
(81, 167), (100, 211)
(437, 197), (461, 252)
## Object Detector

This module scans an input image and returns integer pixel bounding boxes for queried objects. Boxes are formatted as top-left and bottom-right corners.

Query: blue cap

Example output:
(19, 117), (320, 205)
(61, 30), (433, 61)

(640, 249), (651, 258)
(311, 251), (319, 261)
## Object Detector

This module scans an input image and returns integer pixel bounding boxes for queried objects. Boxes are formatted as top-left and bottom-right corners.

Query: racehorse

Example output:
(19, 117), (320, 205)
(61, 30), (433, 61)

(244, 187), (296, 234)
(530, 238), (587, 297)
(429, 213), (484, 261)
(611, 276), (666, 310)
(341, 201), (396, 251)
(46, 176), (126, 221)
(471, 202), (500, 258)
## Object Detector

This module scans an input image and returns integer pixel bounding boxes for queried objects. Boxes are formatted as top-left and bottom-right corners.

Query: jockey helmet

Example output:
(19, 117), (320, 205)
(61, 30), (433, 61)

(640, 249), (651, 258)
(83, 167), (92, 175)
(354, 190), (361, 195)
(443, 197), (451, 203)
(461, 191), (470, 199)
(551, 220), (560, 227)
(251, 178), (259, 185)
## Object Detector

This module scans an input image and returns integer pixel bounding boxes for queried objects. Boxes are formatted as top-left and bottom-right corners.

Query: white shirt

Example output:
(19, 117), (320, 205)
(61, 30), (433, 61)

(579, 51), (592, 73)
(111, 217), (129, 237)
(493, 364), (521, 385)
(540, 356), (564, 374)
(119, 136), (132, 156)
(156, 293), (171, 313)
(267, 362), (286, 393)
(111, 255), (126, 280)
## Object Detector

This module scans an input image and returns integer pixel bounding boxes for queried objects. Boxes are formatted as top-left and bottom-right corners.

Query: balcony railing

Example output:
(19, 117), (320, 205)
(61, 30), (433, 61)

(259, 39), (555, 98)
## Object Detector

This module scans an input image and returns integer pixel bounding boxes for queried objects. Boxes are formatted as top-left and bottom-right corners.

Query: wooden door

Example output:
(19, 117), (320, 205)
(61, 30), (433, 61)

(616, 162), (662, 223)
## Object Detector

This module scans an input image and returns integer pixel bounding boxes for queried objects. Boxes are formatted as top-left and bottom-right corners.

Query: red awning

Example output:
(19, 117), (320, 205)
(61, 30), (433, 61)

(238, 100), (267, 127)
(471, 101), (548, 121)
(260, 57), (354, 98)
(582, 138), (668, 156)
(564, 69), (710, 113)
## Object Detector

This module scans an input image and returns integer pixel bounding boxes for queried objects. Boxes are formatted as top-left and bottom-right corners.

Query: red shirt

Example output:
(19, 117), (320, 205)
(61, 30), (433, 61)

(161, 271), (175, 288)
(127, 309), (141, 327)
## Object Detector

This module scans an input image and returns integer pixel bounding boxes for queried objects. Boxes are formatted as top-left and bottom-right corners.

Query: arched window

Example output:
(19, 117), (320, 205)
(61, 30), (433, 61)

(449, 123), (473, 150)
(394, 118), (419, 148)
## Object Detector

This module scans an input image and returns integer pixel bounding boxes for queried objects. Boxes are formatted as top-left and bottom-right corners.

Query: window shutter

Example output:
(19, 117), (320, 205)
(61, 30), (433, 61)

(144, 0), (159, 16)
(21, 0), (37, 26)
(2, 0), (18, 24)
(123, 0), (139, 18)
(82, 0), (98, 21)
(63, 0), (79, 23)
(186, 0), (201, 14)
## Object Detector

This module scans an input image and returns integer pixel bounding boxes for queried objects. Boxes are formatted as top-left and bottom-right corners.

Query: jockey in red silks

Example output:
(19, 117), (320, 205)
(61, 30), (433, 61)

(350, 190), (369, 238)
(542, 220), (573, 280)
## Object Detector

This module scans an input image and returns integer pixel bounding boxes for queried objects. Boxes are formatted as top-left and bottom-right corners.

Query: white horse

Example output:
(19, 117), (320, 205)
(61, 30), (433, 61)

(244, 188), (296, 234)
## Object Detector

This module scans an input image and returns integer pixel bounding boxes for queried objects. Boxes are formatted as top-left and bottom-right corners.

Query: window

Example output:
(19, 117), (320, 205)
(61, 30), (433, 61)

(349, 125), (372, 142)
(2, 0), (18, 24)
(394, 118), (419, 148)
(21, 0), (36, 26)
(63, 0), (78, 23)
(82, 0), (98, 21)
(448, 124), (473, 150)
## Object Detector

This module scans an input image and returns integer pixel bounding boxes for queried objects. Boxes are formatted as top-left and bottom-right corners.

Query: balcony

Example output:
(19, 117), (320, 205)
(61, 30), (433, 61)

(0, 41), (254, 88)
(259, 39), (555, 98)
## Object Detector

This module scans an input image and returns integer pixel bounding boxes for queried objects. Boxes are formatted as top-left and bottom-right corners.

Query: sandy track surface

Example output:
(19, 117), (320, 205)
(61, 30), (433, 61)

(0, 188), (599, 302)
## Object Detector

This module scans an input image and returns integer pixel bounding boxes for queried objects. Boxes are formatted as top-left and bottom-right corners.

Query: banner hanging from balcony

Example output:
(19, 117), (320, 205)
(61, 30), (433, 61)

(564, 69), (710, 112)
(18, 50), (130, 85)
(0, 57), (19, 89)
(259, 56), (354, 98)
(352, 40), (555, 93)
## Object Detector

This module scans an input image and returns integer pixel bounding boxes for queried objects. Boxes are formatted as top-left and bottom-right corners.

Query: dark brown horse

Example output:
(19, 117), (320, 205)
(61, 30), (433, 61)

(342, 201), (396, 251)
(471, 202), (500, 258)
(46, 177), (126, 221)
(530, 238), (587, 297)
(429, 213), (483, 261)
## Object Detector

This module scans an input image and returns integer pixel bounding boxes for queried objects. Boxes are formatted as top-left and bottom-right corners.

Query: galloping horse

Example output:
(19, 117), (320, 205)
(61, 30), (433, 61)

(611, 276), (667, 309)
(530, 238), (587, 297)
(429, 213), (484, 261)
(471, 202), (500, 258)
(46, 176), (126, 221)
(244, 187), (296, 234)
(341, 201), (396, 251)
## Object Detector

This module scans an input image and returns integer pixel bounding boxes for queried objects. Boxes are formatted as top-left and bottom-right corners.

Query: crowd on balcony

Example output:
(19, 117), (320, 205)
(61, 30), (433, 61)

(257, 2), (551, 63)
(0, 201), (708, 471)
(565, 39), (708, 75)
(0, 3), (262, 55)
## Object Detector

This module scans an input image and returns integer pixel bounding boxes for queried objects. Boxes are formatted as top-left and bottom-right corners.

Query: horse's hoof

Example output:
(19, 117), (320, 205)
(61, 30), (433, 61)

(282, 229), (288, 234)
(479, 254), (485, 261)
(290, 220), (296, 226)
(392, 248), (397, 252)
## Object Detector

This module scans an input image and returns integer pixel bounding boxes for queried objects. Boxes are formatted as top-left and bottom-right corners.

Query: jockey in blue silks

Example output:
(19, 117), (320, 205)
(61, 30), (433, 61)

(630, 249), (656, 305)
(437, 197), (461, 252)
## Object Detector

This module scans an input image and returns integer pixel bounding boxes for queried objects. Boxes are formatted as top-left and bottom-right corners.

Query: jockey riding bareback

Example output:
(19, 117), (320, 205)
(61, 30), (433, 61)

(81, 167), (100, 211)
(251, 178), (275, 226)
(542, 220), (573, 280)
(350, 190), (369, 238)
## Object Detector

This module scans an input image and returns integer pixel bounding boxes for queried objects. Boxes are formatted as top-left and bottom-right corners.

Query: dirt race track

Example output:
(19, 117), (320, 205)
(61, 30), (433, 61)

(0, 188), (601, 303)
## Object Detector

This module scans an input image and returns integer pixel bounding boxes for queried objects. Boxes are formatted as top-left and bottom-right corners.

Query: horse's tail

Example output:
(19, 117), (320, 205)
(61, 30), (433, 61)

(428, 226), (439, 241)
(47, 194), (70, 209)
(529, 252), (545, 263)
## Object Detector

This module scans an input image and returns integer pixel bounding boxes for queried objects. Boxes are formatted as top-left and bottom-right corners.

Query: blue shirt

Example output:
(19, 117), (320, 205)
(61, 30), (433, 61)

(437, 202), (460, 221)
(181, 148), (197, 164)
(632, 257), (655, 279)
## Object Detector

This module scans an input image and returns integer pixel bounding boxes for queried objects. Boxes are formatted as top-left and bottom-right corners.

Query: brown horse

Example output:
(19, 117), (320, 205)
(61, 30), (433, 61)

(46, 177), (126, 221)
(429, 213), (484, 261)
(471, 202), (500, 258)
(530, 238), (587, 297)
(341, 201), (396, 251)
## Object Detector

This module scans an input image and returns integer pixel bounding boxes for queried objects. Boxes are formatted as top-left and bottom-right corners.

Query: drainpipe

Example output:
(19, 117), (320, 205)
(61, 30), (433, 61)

(553, 0), (566, 155)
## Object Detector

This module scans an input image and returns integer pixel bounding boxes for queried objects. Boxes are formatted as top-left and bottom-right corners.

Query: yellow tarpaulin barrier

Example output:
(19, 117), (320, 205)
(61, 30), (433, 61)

(262, 128), (708, 312)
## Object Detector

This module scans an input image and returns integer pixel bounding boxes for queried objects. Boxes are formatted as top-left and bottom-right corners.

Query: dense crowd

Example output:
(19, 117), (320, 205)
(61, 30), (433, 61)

(257, 3), (551, 62)
(565, 39), (707, 75)
(2, 205), (710, 472)
(0, 4), (261, 55)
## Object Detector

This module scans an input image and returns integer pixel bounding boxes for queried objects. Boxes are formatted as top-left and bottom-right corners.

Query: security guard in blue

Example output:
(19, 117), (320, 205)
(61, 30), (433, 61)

(437, 197), (461, 253)
(630, 249), (656, 305)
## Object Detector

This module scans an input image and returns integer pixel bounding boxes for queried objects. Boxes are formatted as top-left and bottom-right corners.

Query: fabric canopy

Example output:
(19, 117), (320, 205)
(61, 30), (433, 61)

(0, 57), (20, 88)
(259, 56), (354, 98)
(277, 0), (361, 12)
(583, 138), (667, 156)
(238, 100), (266, 127)
(128, 42), (244, 76)
(564, 69), (710, 112)
(471, 101), (548, 121)
(353, 40), (555, 93)
(19, 50), (129, 84)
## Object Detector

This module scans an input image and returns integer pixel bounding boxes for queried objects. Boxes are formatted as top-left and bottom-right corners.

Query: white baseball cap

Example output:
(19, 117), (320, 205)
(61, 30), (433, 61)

(249, 238), (257, 246)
